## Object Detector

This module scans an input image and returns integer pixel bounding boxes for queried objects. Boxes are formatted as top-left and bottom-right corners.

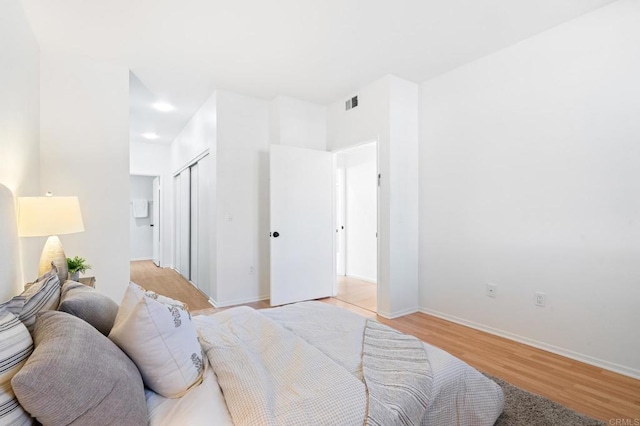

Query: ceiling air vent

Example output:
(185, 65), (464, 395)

(345, 95), (359, 111)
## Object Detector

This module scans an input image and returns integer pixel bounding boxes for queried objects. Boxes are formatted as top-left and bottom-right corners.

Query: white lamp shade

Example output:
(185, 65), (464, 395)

(17, 196), (85, 237)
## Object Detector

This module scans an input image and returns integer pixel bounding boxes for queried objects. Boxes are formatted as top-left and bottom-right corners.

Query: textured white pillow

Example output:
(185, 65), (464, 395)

(109, 283), (205, 398)
(0, 310), (34, 425)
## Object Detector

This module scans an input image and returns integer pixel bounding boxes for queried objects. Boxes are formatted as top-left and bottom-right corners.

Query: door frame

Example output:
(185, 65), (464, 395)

(152, 176), (161, 267)
(130, 173), (162, 266)
(335, 164), (346, 276)
(331, 140), (379, 311)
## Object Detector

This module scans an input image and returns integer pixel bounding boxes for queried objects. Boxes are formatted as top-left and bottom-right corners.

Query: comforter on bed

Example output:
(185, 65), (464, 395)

(194, 302), (503, 426)
(196, 307), (367, 425)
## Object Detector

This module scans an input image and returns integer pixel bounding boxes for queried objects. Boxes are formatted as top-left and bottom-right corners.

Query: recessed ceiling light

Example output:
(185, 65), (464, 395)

(142, 132), (159, 140)
(153, 102), (174, 112)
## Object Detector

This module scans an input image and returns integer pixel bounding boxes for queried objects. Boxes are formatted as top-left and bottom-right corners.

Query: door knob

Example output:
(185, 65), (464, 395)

(273, 232), (280, 238)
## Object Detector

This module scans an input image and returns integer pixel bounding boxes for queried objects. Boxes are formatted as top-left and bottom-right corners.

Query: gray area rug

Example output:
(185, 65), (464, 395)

(487, 375), (605, 426)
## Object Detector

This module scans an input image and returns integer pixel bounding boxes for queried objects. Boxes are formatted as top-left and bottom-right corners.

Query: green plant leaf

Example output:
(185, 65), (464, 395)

(66, 256), (92, 274)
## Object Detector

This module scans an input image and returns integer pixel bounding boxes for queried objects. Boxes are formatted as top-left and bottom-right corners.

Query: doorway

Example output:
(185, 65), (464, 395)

(334, 142), (378, 313)
(129, 175), (161, 265)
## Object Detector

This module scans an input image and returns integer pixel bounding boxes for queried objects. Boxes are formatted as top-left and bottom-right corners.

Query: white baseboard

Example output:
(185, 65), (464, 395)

(130, 257), (153, 261)
(210, 294), (270, 308)
(419, 307), (640, 380)
(345, 273), (377, 284)
(378, 306), (419, 319)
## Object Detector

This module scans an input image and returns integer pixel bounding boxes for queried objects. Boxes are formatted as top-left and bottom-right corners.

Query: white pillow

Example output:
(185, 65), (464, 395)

(0, 310), (34, 425)
(145, 362), (233, 426)
(109, 283), (205, 398)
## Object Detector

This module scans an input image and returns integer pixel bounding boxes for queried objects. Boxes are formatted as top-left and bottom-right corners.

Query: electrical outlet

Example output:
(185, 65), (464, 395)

(535, 292), (546, 307)
(486, 284), (497, 298)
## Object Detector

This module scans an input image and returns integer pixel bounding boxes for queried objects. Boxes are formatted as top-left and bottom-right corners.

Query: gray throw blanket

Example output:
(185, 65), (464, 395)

(363, 320), (433, 426)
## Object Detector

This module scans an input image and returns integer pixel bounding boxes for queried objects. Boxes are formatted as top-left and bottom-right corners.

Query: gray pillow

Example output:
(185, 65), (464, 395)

(11, 311), (146, 426)
(58, 280), (118, 335)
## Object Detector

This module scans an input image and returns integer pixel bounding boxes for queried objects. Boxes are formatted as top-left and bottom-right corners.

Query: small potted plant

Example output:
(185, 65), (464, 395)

(67, 256), (92, 281)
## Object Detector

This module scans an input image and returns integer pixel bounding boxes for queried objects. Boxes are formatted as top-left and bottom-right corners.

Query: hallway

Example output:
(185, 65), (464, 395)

(335, 275), (376, 313)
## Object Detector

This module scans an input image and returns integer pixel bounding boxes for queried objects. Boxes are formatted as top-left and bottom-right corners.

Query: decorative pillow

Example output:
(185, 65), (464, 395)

(0, 310), (33, 425)
(23, 262), (57, 291)
(109, 283), (205, 398)
(1, 267), (61, 333)
(11, 311), (147, 425)
(58, 280), (118, 335)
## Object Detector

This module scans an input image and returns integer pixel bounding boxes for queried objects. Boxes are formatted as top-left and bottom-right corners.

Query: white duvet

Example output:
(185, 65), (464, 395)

(146, 301), (503, 425)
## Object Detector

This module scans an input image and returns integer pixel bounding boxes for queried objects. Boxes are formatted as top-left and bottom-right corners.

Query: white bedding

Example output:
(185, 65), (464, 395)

(261, 302), (504, 425)
(196, 306), (367, 425)
(146, 301), (503, 425)
(146, 365), (233, 426)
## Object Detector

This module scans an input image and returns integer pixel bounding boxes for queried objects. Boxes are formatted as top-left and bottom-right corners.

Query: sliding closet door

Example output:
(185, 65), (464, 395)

(173, 154), (211, 294)
(178, 168), (191, 280)
(190, 162), (199, 286)
(195, 155), (210, 295)
(174, 174), (182, 274)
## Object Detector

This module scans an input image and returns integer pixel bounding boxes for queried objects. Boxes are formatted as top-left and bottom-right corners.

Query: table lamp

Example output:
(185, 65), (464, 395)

(17, 194), (85, 283)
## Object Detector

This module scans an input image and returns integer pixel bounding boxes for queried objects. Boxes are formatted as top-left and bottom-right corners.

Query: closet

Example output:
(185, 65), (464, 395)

(174, 153), (211, 296)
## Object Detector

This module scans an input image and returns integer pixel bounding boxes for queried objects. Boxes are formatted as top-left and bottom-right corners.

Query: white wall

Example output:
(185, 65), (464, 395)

(215, 90), (270, 306)
(270, 96), (327, 150)
(388, 77), (420, 318)
(171, 93), (216, 172)
(130, 141), (172, 267)
(40, 50), (130, 303)
(328, 75), (419, 318)
(341, 144), (377, 283)
(419, 0), (640, 378)
(0, 0), (42, 287)
(129, 175), (154, 260)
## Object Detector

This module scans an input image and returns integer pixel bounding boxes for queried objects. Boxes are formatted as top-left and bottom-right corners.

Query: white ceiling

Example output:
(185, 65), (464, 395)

(21, 0), (616, 145)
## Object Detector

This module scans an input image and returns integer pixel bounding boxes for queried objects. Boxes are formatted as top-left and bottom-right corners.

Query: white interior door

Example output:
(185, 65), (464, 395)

(270, 144), (334, 306)
(152, 177), (160, 267)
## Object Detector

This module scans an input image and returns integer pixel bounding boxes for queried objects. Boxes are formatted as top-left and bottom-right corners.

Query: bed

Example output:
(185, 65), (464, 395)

(0, 182), (503, 425)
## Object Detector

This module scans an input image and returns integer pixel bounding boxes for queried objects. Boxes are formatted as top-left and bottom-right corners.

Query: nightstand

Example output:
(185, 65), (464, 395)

(78, 276), (96, 288)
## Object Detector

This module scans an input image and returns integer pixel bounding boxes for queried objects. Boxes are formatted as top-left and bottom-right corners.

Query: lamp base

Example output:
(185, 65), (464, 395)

(37, 236), (68, 284)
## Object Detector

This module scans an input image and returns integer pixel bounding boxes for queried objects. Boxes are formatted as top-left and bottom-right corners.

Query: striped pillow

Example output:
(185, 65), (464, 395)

(0, 310), (34, 425)
(23, 263), (57, 292)
(0, 272), (61, 333)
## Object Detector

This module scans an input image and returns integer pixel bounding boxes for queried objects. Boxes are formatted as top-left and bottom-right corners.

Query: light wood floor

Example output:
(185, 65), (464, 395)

(336, 275), (377, 312)
(130, 260), (213, 310)
(133, 261), (640, 422)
